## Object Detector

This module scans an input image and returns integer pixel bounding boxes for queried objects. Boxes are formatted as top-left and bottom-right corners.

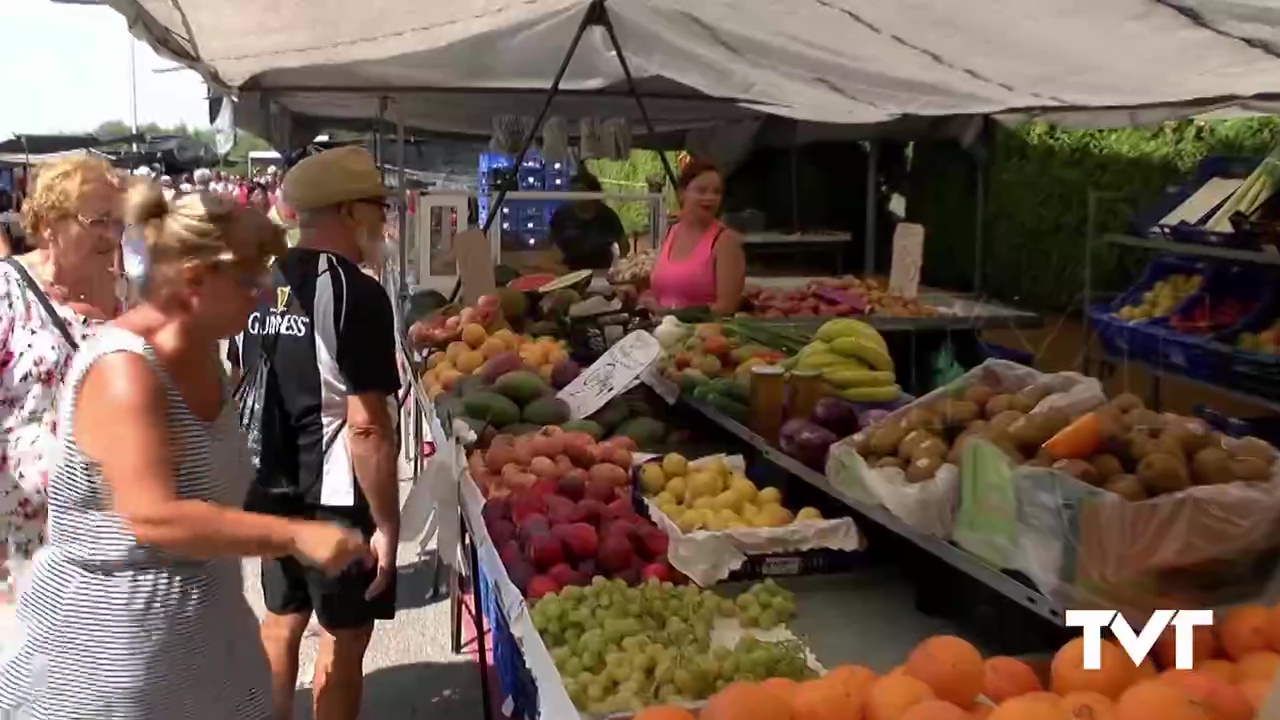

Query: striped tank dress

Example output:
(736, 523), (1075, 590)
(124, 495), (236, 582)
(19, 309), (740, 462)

(0, 327), (272, 718)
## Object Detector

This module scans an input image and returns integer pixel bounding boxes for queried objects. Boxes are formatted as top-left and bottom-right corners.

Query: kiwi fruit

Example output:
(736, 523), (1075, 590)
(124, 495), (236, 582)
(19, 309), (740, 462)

(1007, 415), (1048, 450)
(988, 410), (1024, 434)
(869, 424), (908, 456)
(1137, 453), (1191, 495)
(1052, 458), (1100, 486)
(1090, 453), (1125, 481)
(984, 394), (1016, 418)
(874, 456), (906, 470)
(964, 419), (989, 436)
(939, 400), (981, 428)
(947, 435), (974, 464)
(1190, 447), (1232, 485)
(911, 436), (949, 462)
(1232, 436), (1276, 462)
(898, 429), (934, 461)
(1105, 474), (1148, 501)
(906, 456), (944, 483)
(1109, 392), (1145, 414)
(962, 384), (998, 408)
(1230, 456), (1271, 482)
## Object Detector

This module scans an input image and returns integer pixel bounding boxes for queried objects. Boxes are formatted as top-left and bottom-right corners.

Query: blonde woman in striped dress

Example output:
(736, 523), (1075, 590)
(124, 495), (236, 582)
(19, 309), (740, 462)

(0, 185), (370, 718)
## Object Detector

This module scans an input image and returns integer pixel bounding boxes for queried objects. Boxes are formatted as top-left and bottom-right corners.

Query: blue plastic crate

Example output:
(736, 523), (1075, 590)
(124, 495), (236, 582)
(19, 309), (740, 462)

(1088, 255), (1211, 364)
(1150, 263), (1275, 383)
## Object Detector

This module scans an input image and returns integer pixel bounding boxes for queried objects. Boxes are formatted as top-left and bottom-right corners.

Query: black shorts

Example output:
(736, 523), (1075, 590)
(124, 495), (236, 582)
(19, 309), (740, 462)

(256, 500), (397, 630)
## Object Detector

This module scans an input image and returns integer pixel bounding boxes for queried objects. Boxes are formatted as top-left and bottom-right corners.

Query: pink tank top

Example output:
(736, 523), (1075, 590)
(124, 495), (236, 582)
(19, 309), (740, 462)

(649, 221), (722, 310)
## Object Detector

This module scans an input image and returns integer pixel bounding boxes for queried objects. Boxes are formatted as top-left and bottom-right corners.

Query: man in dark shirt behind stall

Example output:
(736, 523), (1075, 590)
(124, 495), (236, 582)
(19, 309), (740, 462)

(548, 170), (629, 270)
(237, 146), (401, 720)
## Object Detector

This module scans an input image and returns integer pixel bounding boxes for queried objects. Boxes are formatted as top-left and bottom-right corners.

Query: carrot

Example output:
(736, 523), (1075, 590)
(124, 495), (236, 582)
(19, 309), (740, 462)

(1042, 411), (1103, 460)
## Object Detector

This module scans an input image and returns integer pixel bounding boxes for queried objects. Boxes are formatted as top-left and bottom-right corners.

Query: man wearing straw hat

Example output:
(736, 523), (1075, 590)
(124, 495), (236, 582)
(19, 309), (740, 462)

(240, 145), (400, 720)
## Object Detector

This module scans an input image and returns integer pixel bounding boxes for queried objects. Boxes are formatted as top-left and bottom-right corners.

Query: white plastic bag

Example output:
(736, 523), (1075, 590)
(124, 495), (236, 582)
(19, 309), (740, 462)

(643, 455), (862, 586)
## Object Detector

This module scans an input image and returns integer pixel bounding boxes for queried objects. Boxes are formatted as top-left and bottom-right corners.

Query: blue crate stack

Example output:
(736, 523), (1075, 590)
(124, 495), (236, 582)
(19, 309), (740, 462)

(478, 150), (577, 252)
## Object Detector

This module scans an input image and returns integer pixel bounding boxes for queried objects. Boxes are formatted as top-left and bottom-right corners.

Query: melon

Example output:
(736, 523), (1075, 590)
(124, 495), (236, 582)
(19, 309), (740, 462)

(1158, 670), (1251, 720)
(865, 674), (935, 720)
(791, 678), (861, 720)
(1217, 605), (1271, 660)
(1060, 691), (1115, 719)
(988, 694), (1069, 720)
(1114, 679), (1211, 720)
(900, 700), (969, 720)
(633, 707), (696, 720)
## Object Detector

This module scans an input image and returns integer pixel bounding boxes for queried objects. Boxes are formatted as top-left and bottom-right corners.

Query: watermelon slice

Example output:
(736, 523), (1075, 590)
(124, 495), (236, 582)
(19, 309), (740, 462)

(507, 274), (557, 292)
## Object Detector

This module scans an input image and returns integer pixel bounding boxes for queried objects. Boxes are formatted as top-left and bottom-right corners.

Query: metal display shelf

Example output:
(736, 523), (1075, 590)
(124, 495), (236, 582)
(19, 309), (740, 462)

(748, 295), (1043, 333)
(1089, 349), (1280, 414)
(1105, 233), (1280, 266)
(679, 396), (1067, 626)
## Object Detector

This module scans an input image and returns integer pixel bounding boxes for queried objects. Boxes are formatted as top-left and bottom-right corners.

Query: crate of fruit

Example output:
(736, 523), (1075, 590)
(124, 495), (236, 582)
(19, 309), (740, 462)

(633, 452), (863, 586)
(1221, 294), (1280, 402)
(830, 360), (1106, 542)
(959, 390), (1280, 617)
(1153, 262), (1275, 384)
(1086, 256), (1209, 364)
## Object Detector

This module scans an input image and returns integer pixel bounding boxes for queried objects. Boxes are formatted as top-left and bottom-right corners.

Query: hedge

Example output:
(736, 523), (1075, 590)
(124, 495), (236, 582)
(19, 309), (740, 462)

(908, 118), (1280, 312)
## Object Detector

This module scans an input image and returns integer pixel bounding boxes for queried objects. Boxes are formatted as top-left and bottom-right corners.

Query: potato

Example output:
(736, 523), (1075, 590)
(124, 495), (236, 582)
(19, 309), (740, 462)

(988, 410), (1024, 434)
(962, 384), (998, 408)
(1009, 394), (1038, 414)
(1124, 408), (1164, 434)
(898, 430), (934, 461)
(906, 456), (944, 484)
(1137, 453), (1190, 495)
(1090, 453), (1125, 481)
(852, 431), (872, 456)
(874, 456), (906, 470)
(1163, 416), (1213, 455)
(869, 424), (908, 456)
(1191, 447), (1232, 486)
(1105, 474), (1147, 501)
(984, 394), (1016, 418)
(1230, 456), (1271, 482)
(939, 400), (981, 428)
(911, 436), (949, 462)
(1231, 436), (1277, 463)
(1053, 458), (1100, 486)
(902, 408), (942, 434)
(1016, 384), (1052, 406)
(1006, 415), (1045, 450)
(1109, 392), (1144, 414)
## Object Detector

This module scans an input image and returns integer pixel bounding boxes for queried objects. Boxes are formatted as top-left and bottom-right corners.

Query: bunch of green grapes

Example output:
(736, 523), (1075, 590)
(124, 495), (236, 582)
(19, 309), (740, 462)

(733, 578), (798, 630)
(529, 577), (805, 715)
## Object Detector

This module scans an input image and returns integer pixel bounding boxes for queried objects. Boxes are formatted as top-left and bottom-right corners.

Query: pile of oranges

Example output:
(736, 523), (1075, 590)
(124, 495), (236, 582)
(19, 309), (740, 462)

(629, 603), (1280, 719)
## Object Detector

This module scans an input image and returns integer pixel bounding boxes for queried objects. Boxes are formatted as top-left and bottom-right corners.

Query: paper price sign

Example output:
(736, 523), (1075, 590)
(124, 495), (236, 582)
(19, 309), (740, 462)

(556, 330), (661, 419)
(888, 222), (925, 300)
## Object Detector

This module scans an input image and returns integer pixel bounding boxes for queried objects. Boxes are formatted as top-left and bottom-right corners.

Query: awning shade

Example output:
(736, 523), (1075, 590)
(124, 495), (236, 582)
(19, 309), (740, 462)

(105, 0), (1280, 141)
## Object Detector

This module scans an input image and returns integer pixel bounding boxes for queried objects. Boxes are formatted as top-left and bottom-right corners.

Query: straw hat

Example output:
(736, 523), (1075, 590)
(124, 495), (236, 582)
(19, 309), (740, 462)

(282, 146), (388, 212)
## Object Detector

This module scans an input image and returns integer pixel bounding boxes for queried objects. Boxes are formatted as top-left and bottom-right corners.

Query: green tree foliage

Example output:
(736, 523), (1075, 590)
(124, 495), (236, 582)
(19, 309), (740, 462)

(585, 150), (680, 236)
(908, 118), (1280, 312)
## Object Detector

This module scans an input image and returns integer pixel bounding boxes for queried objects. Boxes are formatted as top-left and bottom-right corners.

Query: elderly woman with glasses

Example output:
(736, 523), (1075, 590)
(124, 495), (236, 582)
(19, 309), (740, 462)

(0, 154), (125, 595)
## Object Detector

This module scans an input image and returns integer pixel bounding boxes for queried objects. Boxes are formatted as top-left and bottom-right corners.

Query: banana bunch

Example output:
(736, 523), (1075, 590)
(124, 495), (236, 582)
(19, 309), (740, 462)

(788, 319), (901, 402)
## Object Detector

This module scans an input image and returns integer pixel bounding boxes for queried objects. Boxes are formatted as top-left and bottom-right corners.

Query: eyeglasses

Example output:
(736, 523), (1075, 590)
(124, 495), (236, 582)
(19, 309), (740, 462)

(353, 199), (390, 211)
(77, 214), (125, 234)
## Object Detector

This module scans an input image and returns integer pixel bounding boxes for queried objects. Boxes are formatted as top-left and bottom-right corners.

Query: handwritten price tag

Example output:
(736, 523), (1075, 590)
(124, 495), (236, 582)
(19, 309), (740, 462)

(556, 330), (661, 419)
(888, 222), (925, 300)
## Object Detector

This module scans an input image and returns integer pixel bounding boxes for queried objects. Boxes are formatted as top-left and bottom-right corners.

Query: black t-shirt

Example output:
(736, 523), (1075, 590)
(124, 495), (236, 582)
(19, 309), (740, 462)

(239, 248), (401, 510)
(549, 203), (625, 270)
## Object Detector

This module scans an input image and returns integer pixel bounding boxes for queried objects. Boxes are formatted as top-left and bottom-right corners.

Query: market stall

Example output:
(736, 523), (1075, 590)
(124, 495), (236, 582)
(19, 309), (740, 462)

(104, 0), (1280, 716)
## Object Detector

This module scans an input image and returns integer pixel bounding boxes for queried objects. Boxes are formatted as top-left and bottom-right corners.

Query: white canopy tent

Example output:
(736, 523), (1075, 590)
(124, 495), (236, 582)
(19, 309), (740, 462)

(102, 0), (1280, 148)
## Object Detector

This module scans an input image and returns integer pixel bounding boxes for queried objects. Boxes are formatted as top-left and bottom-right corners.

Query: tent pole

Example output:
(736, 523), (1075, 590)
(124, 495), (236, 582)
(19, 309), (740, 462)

(863, 140), (879, 275)
(448, 2), (599, 302)
(596, 3), (679, 192)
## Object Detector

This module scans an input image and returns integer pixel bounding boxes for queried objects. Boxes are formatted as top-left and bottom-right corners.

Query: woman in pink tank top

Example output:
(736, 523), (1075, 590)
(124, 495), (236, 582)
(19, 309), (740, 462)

(649, 159), (746, 316)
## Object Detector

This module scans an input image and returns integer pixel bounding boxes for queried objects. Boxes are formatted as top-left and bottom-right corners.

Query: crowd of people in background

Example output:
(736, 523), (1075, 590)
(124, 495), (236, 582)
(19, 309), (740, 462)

(0, 147), (400, 719)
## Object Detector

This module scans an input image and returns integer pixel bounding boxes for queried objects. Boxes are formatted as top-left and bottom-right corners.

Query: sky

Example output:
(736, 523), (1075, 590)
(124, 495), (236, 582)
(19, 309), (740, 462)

(2, 0), (211, 137)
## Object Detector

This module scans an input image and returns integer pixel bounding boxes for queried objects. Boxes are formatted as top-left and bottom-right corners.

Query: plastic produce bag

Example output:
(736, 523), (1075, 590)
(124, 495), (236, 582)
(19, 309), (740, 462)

(541, 116), (569, 162)
(578, 117), (603, 159)
(828, 359), (1105, 540)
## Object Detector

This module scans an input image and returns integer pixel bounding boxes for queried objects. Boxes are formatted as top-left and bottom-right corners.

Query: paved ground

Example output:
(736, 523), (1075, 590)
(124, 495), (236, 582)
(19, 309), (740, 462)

(0, 475), (483, 720)
(243, 478), (482, 719)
